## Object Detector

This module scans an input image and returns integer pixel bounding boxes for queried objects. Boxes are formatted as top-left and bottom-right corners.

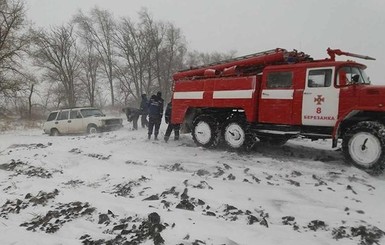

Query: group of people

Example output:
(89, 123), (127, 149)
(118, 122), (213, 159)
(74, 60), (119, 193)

(122, 91), (179, 142)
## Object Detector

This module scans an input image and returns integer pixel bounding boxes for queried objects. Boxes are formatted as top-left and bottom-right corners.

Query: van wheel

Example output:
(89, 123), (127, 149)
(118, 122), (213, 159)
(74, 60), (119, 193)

(87, 125), (98, 134)
(50, 128), (60, 136)
(192, 115), (220, 148)
(342, 121), (385, 175)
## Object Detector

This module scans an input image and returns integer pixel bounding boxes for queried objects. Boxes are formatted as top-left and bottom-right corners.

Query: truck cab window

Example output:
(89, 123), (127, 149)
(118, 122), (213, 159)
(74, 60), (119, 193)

(337, 66), (370, 86)
(337, 67), (349, 86)
(307, 69), (332, 88)
(266, 71), (293, 89)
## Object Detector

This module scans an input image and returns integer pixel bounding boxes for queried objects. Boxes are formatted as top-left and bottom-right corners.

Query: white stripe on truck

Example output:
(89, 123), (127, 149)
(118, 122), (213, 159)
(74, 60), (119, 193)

(213, 89), (254, 99)
(173, 91), (204, 99)
(261, 89), (294, 99)
(173, 90), (255, 100)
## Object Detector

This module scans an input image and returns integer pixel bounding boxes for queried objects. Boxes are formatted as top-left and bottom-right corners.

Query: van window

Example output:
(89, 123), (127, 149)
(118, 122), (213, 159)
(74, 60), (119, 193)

(70, 110), (82, 119)
(308, 69), (332, 87)
(266, 71), (293, 89)
(57, 111), (69, 120)
(47, 112), (58, 121)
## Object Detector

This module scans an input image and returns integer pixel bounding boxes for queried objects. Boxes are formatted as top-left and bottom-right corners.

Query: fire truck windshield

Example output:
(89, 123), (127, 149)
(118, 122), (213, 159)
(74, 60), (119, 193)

(359, 69), (370, 84)
(340, 66), (371, 85)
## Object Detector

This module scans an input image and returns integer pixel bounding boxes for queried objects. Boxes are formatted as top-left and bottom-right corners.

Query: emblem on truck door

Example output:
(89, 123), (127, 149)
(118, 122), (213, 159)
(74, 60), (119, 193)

(314, 95), (325, 105)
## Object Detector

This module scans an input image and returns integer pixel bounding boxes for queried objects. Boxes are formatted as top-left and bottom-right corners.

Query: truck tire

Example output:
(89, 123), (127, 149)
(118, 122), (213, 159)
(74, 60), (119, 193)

(192, 115), (220, 148)
(87, 124), (99, 134)
(223, 120), (246, 149)
(342, 121), (385, 175)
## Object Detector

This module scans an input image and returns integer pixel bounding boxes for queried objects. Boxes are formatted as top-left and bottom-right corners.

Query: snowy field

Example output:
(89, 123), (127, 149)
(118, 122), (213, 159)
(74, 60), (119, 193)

(1, 121), (385, 245)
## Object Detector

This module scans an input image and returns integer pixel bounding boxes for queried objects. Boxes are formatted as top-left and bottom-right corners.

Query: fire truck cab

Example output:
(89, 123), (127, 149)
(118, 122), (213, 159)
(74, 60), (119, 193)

(171, 48), (385, 174)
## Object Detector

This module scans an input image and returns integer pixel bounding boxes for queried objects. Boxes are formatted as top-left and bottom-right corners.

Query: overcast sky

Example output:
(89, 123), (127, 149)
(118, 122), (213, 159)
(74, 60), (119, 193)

(26, 0), (385, 84)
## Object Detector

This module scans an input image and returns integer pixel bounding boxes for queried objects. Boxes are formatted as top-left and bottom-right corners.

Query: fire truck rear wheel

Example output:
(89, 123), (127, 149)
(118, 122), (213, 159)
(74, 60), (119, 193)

(192, 115), (220, 148)
(342, 121), (385, 175)
(223, 121), (246, 149)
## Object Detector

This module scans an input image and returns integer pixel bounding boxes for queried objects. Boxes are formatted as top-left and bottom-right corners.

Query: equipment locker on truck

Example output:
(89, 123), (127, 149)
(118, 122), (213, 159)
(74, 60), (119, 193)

(171, 48), (385, 175)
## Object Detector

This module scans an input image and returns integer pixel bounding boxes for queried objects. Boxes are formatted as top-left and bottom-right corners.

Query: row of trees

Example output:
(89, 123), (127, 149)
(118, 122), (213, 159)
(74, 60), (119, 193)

(0, 0), (236, 118)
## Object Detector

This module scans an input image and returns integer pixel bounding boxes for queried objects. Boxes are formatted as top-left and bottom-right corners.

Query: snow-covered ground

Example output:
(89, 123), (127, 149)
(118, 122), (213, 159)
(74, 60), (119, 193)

(1, 121), (385, 245)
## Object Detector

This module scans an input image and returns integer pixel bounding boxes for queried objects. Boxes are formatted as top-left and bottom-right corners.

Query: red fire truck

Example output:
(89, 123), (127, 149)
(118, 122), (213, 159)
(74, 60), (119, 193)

(171, 48), (385, 174)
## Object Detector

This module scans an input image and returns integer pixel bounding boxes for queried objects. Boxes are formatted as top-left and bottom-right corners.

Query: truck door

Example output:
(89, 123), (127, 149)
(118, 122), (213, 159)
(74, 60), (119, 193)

(302, 67), (339, 126)
(259, 71), (294, 124)
(336, 66), (359, 117)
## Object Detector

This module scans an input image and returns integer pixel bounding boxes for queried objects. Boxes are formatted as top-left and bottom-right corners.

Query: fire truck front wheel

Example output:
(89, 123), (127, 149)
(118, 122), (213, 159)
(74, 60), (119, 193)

(192, 115), (220, 148)
(342, 121), (385, 175)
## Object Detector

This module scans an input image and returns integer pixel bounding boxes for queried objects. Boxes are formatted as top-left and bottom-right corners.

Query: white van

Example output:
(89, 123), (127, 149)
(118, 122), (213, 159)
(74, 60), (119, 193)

(43, 107), (123, 136)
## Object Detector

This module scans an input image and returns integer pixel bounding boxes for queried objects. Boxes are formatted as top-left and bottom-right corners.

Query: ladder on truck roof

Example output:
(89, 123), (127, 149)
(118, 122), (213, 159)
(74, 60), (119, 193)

(173, 48), (312, 81)
(184, 48), (283, 71)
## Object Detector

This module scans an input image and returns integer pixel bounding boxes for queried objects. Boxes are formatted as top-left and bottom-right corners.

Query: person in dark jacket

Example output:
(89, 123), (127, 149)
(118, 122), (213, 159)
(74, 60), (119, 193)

(139, 94), (148, 128)
(164, 101), (180, 142)
(122, 107), (141, 130)
(147, 92), (164, 140)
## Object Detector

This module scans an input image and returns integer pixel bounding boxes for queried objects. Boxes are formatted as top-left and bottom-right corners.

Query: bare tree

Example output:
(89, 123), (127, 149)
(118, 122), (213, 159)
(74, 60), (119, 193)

(31, 24), (81, 107)
(185, 50), (237, 68)
(151, 21), (186, 101)
(74, 8), (117, 106)
(23, 72), (37, 119)
(78, 38), (102, 107)
(0, 0), (31, 97)
(39, 81), (65, 110)
(113, 16), (155, 106)
(0, 70), (38, 119)
(114, 65), (134, 105)
(113, 9), (187, 105)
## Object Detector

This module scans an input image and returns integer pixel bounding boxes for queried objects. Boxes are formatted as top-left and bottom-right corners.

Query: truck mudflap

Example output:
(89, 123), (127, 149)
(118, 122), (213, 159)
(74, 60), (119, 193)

(331, 110), (361, 147)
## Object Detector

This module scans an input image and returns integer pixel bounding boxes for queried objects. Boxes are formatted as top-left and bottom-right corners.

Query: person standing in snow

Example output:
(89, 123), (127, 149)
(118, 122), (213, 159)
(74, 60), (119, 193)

(122, 107), (141, 130)
(164, 101), (180, 142)
(147, 91), (164, 140)
(139, 94), (149, 128)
